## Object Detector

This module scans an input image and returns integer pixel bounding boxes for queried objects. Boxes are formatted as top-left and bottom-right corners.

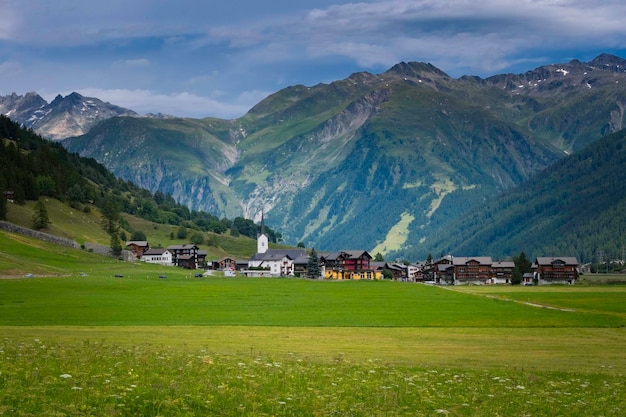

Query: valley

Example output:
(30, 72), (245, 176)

(3, 54), (626, 262)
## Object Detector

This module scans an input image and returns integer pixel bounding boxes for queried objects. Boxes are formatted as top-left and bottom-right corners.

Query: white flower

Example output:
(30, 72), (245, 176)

(59, 374), (72, 379)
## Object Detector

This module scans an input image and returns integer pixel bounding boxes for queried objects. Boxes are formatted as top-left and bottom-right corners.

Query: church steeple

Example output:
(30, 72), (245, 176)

(260, 210), (266, 236)
(257, 210), (268, 254)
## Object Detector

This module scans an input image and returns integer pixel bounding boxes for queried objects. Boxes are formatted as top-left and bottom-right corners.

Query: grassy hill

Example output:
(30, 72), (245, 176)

(4, 198), (260, 263)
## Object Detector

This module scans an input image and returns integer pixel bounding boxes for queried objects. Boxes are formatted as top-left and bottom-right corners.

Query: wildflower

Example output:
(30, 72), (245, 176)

(59, 374), (72, 379)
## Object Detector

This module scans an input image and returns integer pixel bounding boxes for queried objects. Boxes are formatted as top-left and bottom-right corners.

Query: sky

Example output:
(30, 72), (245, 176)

(1, 0), (626, 119)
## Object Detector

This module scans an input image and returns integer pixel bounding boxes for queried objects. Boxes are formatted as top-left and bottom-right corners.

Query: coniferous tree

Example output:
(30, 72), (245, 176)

(100, 195), (122, 255)
(306, 247), (321, 279)
(110, 233), (122, 257)
(32, 199), (50, 230)
(512, 251), (532, 285)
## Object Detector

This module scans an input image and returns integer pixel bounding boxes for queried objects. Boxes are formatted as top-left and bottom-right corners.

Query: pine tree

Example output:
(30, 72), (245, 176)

(512, 251), (532, 285)
(32, 199), (50, 230)
(101, 195), (122, 256)
(306, 247), (321, 279)
(110, 233), (122, 257)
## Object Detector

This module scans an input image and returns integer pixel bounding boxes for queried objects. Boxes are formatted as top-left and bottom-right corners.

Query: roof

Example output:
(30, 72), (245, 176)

(453, 256), (493, 266)
(385, 263), (406, 272)
(492, 261), (515, 268)
(177, 254), (195, 260)
(370, 261), (386, 270)
(250, 249), (306, 261)
(321, 250), (372, 261)
(144, 248), (169, 255)
(535, 257), (579, 266)
(126, 241), (148, 247)
(167, 244), (199, 250)
(292, 255), (309, 265)
(256, 253), (293, 262)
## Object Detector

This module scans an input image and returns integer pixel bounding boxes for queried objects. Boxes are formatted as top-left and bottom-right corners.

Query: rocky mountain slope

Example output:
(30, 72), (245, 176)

(0, 92), (137, 140)
(61, 54), (626, 257)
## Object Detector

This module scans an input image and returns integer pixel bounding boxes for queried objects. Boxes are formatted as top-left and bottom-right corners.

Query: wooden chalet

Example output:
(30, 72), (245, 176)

(491, 260), (515, 284)
(213, 257), (237, 271)
(320, 250), (380, 280)
(125, 241), (149, 259)
(452, 257), (493, 285)
(167, 244), (199, 269)
(533, 257), (579, 285)
(383, 262), (408, 280)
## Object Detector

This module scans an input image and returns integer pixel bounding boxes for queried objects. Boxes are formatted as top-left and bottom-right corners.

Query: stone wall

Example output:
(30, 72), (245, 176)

(0, 221), (80, 249)
(0, 221), (135, 261)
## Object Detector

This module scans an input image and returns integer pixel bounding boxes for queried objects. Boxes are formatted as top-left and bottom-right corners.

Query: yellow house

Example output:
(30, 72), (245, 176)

(320, 250), (382, 280)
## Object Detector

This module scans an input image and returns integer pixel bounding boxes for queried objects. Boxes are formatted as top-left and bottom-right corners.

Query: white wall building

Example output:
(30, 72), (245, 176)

(141, 248), (173, 266)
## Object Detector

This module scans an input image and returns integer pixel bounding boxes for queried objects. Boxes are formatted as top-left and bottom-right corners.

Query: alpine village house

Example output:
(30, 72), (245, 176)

(129, 215), (579, 285)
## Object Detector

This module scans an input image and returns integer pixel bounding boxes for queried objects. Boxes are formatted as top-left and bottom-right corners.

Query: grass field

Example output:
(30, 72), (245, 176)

(1, 229), (625, 415)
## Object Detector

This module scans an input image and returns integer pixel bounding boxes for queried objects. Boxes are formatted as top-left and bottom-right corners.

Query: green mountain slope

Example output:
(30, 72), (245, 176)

(0, 115), (272, 262)
(405, 128), (626, 262)
(64, 116), (242, 217)
(62, 54), (626, 256)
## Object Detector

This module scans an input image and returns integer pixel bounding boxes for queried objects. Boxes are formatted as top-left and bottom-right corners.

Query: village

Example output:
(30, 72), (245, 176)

(125, 217), (579, 286)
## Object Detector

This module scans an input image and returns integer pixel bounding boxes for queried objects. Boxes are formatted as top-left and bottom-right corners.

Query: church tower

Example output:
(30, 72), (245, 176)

(257, 210), (268, 254)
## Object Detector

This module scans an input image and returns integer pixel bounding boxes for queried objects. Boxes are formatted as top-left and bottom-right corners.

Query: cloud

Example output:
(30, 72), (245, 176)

(205, 0), (626, 75)
(4, 0), (626, 119)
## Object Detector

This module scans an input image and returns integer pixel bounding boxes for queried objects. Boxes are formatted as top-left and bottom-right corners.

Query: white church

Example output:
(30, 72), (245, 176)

(246, 213), (307, 277)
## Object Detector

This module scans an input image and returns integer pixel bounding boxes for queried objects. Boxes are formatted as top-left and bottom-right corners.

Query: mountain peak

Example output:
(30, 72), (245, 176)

(384, 61), (449, 79)
(1, 91), (137, 140)
(589, 53), (626, 72)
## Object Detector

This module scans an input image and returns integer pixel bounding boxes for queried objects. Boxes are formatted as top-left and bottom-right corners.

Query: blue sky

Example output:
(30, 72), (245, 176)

(1, 0), (626, 119)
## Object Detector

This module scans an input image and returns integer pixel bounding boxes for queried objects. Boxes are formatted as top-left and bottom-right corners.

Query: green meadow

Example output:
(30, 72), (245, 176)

(1, 230), (625, 416)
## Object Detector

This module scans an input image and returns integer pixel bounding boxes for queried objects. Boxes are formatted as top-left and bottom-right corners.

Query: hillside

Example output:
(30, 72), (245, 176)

(61, 54), (626, 256)
(0, 115), (275, 262)
(404, 128), (626, 262)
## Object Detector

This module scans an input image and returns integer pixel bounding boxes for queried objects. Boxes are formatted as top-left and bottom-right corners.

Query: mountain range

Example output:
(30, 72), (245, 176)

(0, 92), (139, 140)
(4, 54), (626, 260)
